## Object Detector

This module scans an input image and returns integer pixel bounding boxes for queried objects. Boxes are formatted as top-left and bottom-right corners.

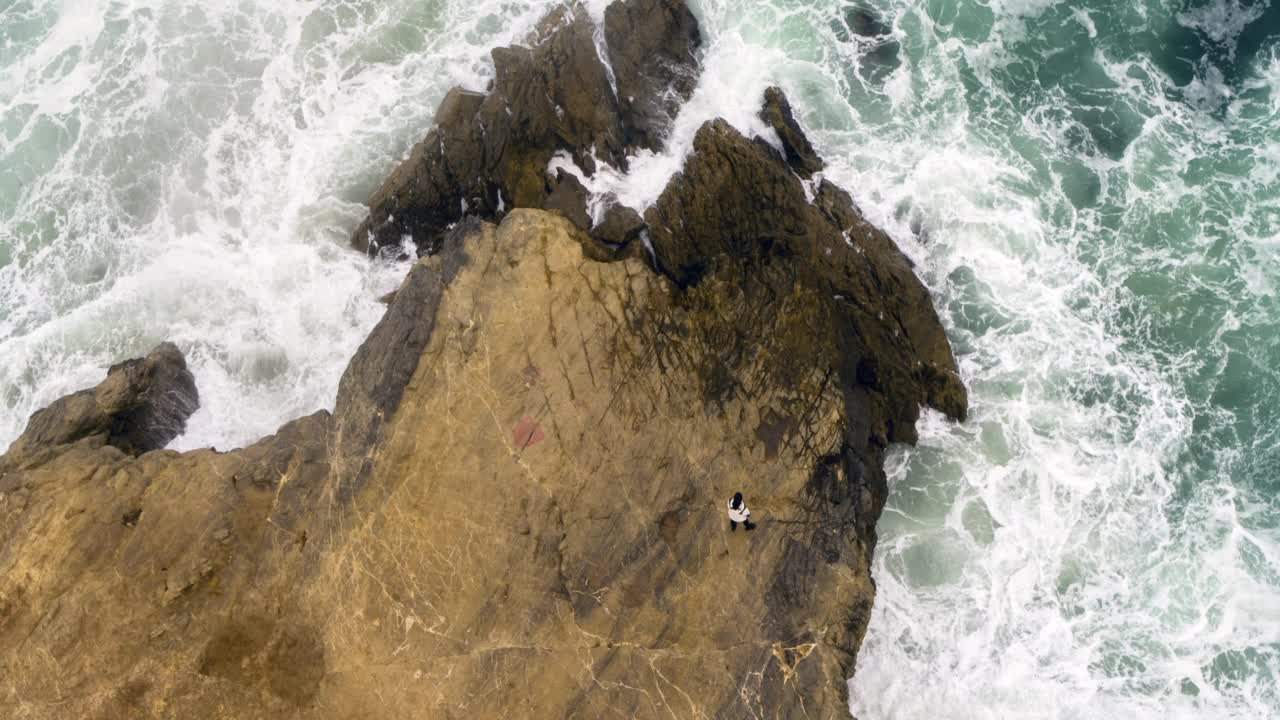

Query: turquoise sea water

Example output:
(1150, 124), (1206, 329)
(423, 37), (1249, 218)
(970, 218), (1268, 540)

(1, 0), (1277, 717)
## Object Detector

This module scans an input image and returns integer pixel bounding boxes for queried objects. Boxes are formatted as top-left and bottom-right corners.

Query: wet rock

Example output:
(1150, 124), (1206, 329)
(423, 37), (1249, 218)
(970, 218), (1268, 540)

(590, 198), (646, 247)
(350, 0), (702, 255)
(759, 86), (824, 177)
(350, 3), (619, 254)
(4, 342), (198, 462)
(543, 169), (592, 231)
(644, 93), (965, 434)
(604, 0), (702, 150)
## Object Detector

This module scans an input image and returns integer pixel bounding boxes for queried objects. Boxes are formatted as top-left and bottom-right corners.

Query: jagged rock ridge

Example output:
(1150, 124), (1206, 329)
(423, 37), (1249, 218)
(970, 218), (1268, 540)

(350, 0), (700, 256)
(0, 2), (965, 718)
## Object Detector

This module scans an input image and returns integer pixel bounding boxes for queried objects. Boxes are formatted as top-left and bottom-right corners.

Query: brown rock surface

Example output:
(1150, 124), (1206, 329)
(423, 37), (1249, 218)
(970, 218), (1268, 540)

(0, 206), (961, 719)
(0, 4), (967, 717)
(3, 342), (198, 465)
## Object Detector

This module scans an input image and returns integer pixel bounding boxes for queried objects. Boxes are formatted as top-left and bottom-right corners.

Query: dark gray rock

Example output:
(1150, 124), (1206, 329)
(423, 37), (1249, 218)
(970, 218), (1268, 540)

(591, 199), (646, 248)
(643, 91), (967, 440)
(4, 342), (198, 460)
(604, 0), (702, 150)
(544, 169), (592, 231)
(350, 0), (702, 256)
(760, 86), (824, 178)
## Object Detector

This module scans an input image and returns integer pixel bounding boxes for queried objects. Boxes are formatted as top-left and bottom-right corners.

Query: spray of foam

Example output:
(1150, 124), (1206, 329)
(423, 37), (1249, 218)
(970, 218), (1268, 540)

(819, 1), (1280, 718)
(0, 0), (553, 451)
(545, 29), (788, 219)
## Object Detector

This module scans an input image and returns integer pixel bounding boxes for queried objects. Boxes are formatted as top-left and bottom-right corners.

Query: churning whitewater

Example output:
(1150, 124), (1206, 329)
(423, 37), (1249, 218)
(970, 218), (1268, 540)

(2, 0), (1277, 718)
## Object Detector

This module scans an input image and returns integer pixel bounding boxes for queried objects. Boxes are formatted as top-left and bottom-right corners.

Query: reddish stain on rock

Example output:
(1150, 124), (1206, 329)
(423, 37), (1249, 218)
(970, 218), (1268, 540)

(513, 416), (545, 448)
(522, 364), (542, 386)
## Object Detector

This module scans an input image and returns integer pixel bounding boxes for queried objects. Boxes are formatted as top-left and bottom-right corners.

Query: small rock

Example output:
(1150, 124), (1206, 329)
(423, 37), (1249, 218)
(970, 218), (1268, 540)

(759, 87), (824, 178)
(591, 201), (646, 248)
(544, 170), (592, 231)
(211, 528), (231, 542)
(4, 342), (199, 460)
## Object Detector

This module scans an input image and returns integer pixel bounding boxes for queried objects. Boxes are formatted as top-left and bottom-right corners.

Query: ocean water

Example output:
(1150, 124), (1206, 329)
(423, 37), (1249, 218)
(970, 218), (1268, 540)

(2, 0), (1277, 718)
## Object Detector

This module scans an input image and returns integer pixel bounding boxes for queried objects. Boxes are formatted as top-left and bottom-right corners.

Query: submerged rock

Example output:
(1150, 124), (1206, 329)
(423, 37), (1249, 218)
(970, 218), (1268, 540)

(832, 5), (901, 84)
(844, 6), (892, 38)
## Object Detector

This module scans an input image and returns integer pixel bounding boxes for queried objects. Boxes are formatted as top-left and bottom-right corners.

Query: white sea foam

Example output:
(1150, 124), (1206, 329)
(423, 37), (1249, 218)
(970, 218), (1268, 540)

(546, 28), (787, 220)
(0, 0), (553, 451)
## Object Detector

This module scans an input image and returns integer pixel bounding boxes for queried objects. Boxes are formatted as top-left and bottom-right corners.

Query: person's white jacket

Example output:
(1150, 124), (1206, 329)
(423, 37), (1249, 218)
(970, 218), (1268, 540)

(727, 498), (750, 523)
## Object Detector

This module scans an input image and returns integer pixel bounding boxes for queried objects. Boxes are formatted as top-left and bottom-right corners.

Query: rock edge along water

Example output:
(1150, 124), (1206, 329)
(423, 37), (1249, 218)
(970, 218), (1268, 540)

(0, 1), (965, 718)
(348, 0), (701, 256)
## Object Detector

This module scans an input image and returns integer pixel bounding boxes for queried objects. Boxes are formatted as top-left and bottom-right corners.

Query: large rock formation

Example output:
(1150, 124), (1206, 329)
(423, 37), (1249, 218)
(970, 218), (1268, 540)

(644, 117), (966, 435)
(0, 2), (966, 718)
(350, 0), (700, 255)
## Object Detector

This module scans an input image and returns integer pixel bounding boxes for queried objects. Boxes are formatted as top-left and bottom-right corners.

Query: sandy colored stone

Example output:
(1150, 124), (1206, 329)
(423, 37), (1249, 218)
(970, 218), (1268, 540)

(0, 210), (939, 719)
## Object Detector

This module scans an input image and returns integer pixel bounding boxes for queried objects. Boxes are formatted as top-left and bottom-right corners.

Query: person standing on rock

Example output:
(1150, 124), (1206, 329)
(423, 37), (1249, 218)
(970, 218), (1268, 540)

(727, 492), (755, 531)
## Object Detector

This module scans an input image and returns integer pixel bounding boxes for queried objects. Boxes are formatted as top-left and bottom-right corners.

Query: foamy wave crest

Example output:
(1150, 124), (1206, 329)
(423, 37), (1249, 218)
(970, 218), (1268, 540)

(0, 0), (555, 450)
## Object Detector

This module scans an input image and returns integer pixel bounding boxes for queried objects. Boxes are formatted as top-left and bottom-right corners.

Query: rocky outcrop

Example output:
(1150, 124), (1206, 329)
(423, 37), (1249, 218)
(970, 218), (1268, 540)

(350, 0), (700, 255)
(759, 86), (824, 178)
(3, 342), (198, 465)
(603, 0), (702, 150)
(0, 2), (966, 718)
(1, 202), (960, 719)
(643, 116), (967, 437)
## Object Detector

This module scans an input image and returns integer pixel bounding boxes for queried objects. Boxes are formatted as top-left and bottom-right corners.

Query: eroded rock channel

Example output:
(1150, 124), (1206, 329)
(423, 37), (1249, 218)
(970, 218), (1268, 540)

(0, 1), (965, 717)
